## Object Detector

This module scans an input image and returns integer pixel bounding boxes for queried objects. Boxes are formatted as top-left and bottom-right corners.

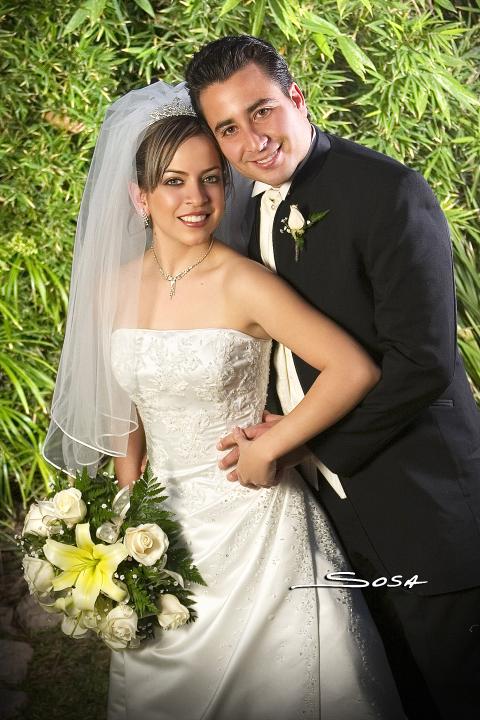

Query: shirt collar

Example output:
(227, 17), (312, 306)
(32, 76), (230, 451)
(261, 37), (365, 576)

(251, 179), (291, 199)
(251, 125), (316, 199)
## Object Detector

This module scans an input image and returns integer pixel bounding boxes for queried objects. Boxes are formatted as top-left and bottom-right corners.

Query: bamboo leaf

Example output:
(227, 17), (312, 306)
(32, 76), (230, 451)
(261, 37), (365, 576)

(251, 0), (267, 36)
(434, 72), (480, 107)
(278, 0), (301, 27)
(63, 7), (90, 36)
(219, 0), (243, 17)
(0, 300), (22, 329)
(360, 0), (373, 12)
(312, 32), (335, 62)
(413, 82), (429, 119)
(303, 12), (341, 37)
(0, 359), (30, 413)
(434, 0), (457, 12)
(87, 0), (108, 23)
(337, 35), (375, 80)
(336, 0), (348, 18)
(268, 0), (296, 37)
(133, 0), (156, 18)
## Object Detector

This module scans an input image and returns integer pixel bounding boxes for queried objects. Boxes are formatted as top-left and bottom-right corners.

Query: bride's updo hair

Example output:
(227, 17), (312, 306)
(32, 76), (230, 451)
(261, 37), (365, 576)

(136, 115), (230, 192)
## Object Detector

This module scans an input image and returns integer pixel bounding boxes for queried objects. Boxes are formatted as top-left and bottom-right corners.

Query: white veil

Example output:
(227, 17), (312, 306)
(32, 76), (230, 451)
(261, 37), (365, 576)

(42, 81), (200, 476)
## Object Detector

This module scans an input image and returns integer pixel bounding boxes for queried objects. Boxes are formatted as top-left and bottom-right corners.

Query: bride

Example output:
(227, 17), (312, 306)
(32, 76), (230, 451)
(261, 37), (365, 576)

(43, 82), (404, 719)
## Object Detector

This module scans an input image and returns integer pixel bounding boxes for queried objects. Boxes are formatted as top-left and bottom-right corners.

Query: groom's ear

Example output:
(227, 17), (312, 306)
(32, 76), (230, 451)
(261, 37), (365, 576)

(289, 82), (308, 117)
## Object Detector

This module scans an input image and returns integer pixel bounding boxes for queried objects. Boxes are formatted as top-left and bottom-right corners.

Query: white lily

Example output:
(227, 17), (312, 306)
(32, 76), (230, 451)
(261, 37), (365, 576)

(43, 522), (128, 610)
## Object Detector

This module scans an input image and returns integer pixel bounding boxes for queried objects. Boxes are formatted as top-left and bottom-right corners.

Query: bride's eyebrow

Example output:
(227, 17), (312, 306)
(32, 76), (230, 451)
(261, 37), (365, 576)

(164, 165), (221, 175)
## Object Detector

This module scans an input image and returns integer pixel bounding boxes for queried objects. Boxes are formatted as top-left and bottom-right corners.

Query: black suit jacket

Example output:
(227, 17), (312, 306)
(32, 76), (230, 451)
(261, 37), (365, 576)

(248, 128), (480, 595)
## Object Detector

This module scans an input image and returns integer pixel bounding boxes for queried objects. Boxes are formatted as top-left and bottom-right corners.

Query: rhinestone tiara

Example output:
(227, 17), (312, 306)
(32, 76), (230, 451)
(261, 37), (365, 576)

(149, 97), (196, 123)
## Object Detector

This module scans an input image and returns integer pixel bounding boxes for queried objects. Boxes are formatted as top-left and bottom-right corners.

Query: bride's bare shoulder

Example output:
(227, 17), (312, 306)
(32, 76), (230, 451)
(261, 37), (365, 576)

(214, 239), (273, 281)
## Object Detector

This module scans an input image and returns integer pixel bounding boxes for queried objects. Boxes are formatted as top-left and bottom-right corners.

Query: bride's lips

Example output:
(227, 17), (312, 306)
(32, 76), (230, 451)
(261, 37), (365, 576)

(178, 213), (211, 228)
(250, 145), (282, 170)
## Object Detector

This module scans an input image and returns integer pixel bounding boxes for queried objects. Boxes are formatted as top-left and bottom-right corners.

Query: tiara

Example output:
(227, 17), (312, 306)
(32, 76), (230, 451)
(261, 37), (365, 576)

(149, 97), (196, 123)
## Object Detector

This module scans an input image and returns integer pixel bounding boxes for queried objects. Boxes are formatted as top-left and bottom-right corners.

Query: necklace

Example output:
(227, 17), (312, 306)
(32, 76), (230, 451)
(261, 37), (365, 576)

(151, 235), (214, 299)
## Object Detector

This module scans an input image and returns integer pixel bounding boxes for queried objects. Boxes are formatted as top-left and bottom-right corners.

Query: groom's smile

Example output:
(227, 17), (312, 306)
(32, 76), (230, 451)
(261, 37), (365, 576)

(251, 144), (282, 169)
(199, 63), (312, 186)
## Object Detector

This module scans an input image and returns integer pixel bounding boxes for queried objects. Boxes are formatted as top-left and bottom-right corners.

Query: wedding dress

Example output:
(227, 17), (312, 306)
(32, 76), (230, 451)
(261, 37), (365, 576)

(108, 327), (404, 720)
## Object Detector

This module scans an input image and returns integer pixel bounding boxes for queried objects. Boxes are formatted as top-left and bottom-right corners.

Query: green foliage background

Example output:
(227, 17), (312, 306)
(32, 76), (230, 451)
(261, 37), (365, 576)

(1, 0), (479, 510)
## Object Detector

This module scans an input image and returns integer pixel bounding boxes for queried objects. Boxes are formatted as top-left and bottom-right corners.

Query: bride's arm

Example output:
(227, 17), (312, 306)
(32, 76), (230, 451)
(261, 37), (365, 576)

(228, 261), (380, 487)
(114, 411), (147, 489)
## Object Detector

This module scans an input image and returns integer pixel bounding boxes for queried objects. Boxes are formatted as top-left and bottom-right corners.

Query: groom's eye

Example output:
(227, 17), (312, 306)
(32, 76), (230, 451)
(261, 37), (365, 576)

(255, 107), (271, 120)
(221, 125), (237, 137)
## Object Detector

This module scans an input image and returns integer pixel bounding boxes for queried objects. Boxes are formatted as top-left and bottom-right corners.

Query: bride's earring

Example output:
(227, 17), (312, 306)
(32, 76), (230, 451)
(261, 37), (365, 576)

(142, 209), (150, 228)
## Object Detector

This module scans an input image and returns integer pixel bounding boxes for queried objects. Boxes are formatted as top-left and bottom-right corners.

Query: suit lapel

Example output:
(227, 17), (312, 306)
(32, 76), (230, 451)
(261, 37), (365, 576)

(274, 129), (331, 272)
(287, 128), (331, 199)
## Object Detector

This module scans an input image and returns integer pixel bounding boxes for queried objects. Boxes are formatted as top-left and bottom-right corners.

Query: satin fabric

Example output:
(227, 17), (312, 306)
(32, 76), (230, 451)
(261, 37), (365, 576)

(108, 328), (404, 720)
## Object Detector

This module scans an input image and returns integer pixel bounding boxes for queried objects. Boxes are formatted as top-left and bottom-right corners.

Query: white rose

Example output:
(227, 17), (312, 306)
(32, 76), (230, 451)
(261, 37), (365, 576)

(156, 593), (190, 630)
(80, 608), (103, 631)
(61, 614), (90, 639)
(287, 204), (305, 231)
(100, 604), (138, 650)
(22, 503), (50, 537)
(73, 592), (112, 631)
(22, 556), (56, 595)
(123, 523), (169, 566)
(51, 488), (87, 527)
(36, 499), (63, 534)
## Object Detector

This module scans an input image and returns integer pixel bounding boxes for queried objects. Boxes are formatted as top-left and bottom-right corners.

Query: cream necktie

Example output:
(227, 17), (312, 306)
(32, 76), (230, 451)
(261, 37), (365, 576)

(260, 188), (282, 272)
(265, 187), (282, 211)
(258, 186), (347, 500)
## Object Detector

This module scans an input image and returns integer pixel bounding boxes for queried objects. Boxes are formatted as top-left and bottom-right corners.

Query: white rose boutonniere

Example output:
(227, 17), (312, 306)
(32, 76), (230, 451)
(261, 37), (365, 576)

(280, 205), (330, 261)
(124, 523), (169, 566)
(287, 204), (306, 233)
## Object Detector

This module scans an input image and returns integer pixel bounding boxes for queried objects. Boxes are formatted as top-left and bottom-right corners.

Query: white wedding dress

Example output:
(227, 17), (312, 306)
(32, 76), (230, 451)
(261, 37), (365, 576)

(108, 327), (404, 720)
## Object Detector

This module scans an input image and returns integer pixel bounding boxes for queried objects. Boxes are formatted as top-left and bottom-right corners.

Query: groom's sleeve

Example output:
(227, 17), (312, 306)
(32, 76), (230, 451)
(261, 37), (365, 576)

(308, 169), (457, 476)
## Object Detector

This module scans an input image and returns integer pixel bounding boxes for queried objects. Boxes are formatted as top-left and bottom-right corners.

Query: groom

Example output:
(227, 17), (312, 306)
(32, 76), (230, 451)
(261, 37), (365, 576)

(185, 35), (480, 719)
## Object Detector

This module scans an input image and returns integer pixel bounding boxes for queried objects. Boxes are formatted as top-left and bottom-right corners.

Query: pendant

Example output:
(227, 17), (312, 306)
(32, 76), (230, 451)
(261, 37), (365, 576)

(169, 278), (176, 299)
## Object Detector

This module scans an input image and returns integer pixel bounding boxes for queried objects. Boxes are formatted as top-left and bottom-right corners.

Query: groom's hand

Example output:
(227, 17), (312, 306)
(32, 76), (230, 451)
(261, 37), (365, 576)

(217, 412), (283, 479)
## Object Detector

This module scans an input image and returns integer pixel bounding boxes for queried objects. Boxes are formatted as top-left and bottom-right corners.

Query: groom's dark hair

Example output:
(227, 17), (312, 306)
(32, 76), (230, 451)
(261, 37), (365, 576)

(185, 35), (294, 117)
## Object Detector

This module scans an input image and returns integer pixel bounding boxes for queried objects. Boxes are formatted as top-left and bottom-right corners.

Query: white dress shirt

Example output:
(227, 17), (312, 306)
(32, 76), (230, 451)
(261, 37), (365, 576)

(251, 178), (346, 499)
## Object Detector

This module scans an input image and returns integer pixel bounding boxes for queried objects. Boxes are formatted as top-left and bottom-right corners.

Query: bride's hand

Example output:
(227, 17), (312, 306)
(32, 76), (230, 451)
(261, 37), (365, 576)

(217, 411), (283, 471)
(229, 427), (279, 488)
(218, 413), (310, 482)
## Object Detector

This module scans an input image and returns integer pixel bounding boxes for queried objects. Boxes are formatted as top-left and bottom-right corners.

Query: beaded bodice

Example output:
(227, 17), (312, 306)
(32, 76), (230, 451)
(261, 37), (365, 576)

(111, 328), (271, 482)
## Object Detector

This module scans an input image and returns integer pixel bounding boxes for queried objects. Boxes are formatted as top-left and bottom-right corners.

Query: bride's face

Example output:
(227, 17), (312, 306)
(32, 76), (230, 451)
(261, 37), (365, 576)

(143, 134), (225, 248)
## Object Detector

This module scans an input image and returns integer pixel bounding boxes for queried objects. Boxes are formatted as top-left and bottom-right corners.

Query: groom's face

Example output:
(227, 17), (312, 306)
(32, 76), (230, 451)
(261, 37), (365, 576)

(199, 62), (312, 186)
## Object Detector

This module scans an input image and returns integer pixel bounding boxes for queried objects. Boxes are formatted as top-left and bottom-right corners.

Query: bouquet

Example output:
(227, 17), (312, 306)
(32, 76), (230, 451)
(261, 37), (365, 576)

(18, 464), (205, 650)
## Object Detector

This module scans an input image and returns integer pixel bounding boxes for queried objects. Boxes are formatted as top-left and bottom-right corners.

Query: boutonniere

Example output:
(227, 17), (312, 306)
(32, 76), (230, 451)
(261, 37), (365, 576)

(280, 205), (330, 261)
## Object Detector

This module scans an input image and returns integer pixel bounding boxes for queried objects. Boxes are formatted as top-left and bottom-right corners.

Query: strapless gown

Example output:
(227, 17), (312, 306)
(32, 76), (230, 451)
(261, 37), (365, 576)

(108, 328), (404, 720)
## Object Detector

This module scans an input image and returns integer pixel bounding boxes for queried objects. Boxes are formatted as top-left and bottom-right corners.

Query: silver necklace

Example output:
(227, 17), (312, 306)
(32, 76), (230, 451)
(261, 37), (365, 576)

(151, 235), (214, 299)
